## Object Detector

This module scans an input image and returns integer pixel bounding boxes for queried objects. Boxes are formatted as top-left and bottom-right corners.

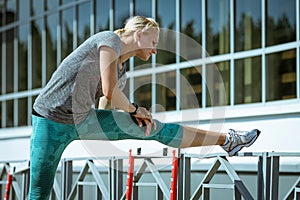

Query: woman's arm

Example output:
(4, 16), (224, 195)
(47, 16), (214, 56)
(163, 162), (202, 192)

(99, 46), (135, 112)
(99, 46), (156, 135)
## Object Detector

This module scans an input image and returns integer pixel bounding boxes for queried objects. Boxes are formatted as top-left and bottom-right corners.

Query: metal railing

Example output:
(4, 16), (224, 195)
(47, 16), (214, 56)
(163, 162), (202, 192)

(1, 152), (300, 200)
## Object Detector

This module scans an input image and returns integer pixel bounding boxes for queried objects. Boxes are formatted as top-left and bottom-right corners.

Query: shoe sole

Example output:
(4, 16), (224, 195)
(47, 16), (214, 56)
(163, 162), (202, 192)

(227, 129), (261, 156)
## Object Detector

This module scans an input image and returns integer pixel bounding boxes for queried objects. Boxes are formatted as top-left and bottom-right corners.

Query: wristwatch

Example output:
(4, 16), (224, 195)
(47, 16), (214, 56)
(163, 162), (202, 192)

(129, 103), (139, 115)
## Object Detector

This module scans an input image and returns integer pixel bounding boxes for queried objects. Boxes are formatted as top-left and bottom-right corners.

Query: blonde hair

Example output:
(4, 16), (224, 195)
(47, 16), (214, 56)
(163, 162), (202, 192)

(114, 16), (159, 37)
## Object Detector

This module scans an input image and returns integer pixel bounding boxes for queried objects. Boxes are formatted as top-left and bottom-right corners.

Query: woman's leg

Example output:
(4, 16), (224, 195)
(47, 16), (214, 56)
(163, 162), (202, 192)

(77, 109), (260, 156)
(28, 116), (78, 200)
(179, 126), (226, 148)
(76, 109), (183, 147)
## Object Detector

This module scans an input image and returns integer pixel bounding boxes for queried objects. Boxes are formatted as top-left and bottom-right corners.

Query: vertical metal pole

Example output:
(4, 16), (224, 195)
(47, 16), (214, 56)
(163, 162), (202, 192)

(157, 187), (163, 200)
(296, 189), (300, 200)
(234, 186), (242, 200)
(77, 185), (83, 200)
(202, 186), (209, 200)
(61, 159), (73, 200)
(262, 152), (271, 200)
(116, 159), (123, 199)
(21, 169), (30, 200)
(133, 184), (138, 200)
(109, 158), (115, 200)
(110, 158), (123, 200)
(270, 156), (279, 200)
(178, 154), (183, 200)
(96, 186), (102, 199)
(178, 154), (191, 200)
(257, 155), (264, 200)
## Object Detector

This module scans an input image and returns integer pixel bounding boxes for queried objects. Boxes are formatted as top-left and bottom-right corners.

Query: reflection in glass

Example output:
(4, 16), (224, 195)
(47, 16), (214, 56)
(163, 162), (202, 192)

(46, 0), (59, 11)
(32, 19), (43, 89)
(96, 0), (109, 32)
(134, 0), (152, 69)
(6, 100), (13, 127)
(123, 79), (129, 99)
(62, 0), (73, 5)
(134, 75), (152, 110)
(6, 0), (17, 24)
(235, 0), (261, 52)
(135, 0), (151, 17)
(31, 0), (44, 16)
(266, 0), (296, 46)
(156, 71), (176, 111)
(156, 0), (176, 65)
(6, 29), (14, 93)
(78, 2), (91, 45)
(206, 0), (230, 56)
(180, 0), (202, 60)
(19, 0), (30, 20)
(18, 98), (28, 126)
(19, 25), (29, 91)
(46, 14), (58, 82)
(0, 33), (1, 95)
(61, 7), (74, 60)
(0, 103), (2, 128)
(206, 61), (230, 106)
(114, 0), (130, 29)
(180, 66), (202, 109)
(267, 49), (296, 101)
(235, 56), (262, 104)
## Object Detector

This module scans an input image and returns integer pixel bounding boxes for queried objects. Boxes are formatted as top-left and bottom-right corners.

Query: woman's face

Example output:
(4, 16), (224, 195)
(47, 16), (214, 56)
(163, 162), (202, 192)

(135, 28), (159, 61)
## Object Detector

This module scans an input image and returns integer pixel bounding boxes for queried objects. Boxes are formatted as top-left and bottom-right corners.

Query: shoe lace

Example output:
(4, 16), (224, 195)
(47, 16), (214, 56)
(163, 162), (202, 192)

(228, 129), (242, 147)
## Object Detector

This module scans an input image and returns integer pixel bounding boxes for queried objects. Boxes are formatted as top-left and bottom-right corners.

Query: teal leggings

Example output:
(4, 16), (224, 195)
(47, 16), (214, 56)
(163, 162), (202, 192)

(28, 109), (183, 199)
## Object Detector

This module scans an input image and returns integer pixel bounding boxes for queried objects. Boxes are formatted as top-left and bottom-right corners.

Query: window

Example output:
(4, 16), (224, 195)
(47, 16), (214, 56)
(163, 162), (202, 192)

(31, 0), (44, 16)
(135, 0), (152, 17)
(46, 0), (59, 11)
(156, 0), (176, 65)
(18, 25), (29, 91)
(206, 0), (230, 56)
(6, 100), (13, 127)
(0, 33), (2, 95)
(180, 0), (202, 60)
(206, 61), (230, 106)
(18, 98), (28, 126)
(19, 0), (30, 21)
(266, 0), (296, 46)
(156, 71), (176, 111)
(180, 66), (202, 109)
(46, 13), (58, 82)
(235, 0), (261, 52)
(0, 104), (2, 127)
(235, 56), (262, 104)
(114, 0), (130, 29)
(78, 2), (91, 45)
(61, 7), (74, 60)
(134, 0), (152, 69)
(95, 0), (109, 32)
(32, 19), (43, 89)
(6, 28), (14, 93)
(6, 0), (17, 24)
(134, 75), (152, 110)
(267, 49), (296, 101)
(62, 0), (73, 5)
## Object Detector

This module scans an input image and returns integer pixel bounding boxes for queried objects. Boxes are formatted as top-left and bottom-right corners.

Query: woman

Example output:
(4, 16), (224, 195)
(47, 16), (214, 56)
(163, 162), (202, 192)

(29, 16), (260, 199)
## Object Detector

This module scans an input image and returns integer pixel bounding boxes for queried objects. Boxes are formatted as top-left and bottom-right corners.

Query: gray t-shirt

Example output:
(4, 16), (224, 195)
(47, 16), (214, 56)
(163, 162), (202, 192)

(33, 31), (126, 124)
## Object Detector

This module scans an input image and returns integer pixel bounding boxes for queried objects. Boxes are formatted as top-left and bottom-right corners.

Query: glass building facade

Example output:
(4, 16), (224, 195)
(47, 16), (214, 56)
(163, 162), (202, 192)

(0, 0), (298, 128)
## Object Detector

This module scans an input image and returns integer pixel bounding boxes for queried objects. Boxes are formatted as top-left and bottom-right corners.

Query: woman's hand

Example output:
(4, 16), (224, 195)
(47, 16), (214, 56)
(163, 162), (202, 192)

(132, 107), (157, 136)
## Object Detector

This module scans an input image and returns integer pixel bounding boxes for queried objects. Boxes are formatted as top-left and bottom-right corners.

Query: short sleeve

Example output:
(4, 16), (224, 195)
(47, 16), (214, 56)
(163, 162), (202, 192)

(95, 31), (122, 56)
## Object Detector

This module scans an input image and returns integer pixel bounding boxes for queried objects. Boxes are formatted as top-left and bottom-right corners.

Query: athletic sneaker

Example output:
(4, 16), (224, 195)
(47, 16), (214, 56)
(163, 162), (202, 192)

(221, 129), (260, 156)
